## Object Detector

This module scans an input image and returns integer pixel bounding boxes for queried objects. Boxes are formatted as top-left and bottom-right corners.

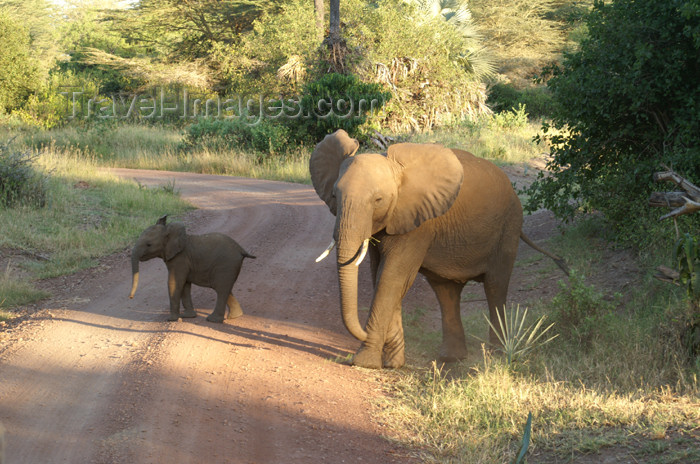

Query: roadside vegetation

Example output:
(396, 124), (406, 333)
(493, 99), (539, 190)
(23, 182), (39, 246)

(0, 0), (698, 462)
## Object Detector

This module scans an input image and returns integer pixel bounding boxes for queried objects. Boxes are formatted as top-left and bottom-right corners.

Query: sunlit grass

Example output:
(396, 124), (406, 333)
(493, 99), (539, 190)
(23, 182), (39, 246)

(378, 354), (699, 463)
(375, 219), (700, 463)
(0, 145), (192, 280)
(405, 113), (544, 166)
(19, 124), (312, 183)
(14, 117), (545, 190)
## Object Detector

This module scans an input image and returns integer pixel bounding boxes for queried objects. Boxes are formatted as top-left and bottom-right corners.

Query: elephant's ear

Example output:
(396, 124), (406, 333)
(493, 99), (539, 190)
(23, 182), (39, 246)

(164, 222), (187, 261)
(386, 143), (463, 235)
(309, 129), (360, 215)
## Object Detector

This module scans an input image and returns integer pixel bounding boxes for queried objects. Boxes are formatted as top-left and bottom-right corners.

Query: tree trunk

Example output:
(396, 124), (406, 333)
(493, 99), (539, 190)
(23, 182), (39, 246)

(314, 0), (324, 42)
(329, 0), (340, 43)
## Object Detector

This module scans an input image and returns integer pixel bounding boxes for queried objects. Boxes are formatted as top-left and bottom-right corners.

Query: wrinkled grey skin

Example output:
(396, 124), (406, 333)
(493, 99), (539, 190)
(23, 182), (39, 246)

(129, 216), (255, 323)
(310, 130), (567, 369)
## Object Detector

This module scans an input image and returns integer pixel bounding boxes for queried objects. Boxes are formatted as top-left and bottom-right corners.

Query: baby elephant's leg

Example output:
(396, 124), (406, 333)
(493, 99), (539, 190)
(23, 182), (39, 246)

(206, 288), (230, 323)
(180, 282), (197, 318)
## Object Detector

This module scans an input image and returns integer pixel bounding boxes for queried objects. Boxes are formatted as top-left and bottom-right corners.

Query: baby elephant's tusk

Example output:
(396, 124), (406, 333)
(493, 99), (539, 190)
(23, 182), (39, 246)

(355, 239), (369, 267)
(315, 239), (336, 262)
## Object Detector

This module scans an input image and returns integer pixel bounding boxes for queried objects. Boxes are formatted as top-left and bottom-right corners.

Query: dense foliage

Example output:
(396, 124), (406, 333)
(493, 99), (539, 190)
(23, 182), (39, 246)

(0, 12), (41, 113)
(524, 0), (700, 245)
(184, 73), (390, 157)
(297, 73), (391, 141)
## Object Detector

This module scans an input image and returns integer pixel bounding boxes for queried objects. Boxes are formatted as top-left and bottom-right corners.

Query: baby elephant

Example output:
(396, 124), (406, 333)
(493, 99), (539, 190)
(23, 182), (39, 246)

(129, 215), (255, 322)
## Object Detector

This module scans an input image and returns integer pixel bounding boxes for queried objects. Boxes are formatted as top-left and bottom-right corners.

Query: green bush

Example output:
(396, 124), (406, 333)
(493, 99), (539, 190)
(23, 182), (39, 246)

(488, 104), (528, 130)
(523, 0), (700, 247)
(0, 140), (48, 208)
(549, 271), (616, 348)
(184, 117), (291, 163)
(293, 73), (391, 142)
(487, 83), (555, 119)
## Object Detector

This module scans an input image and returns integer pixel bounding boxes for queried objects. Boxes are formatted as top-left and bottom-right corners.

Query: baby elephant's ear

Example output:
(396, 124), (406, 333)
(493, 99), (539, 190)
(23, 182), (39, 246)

(164, 222), (186, 261)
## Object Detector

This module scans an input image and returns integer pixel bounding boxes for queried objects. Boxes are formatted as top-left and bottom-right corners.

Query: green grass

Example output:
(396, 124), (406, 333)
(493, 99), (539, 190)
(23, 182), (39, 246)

(13, 114), (544, 188)
(17, 124), (312, 184)
(406, 111), (544, 166)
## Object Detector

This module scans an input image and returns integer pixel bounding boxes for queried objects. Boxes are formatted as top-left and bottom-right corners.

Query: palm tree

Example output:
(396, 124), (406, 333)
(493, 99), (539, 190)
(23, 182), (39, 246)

(407, 0), (494, 80)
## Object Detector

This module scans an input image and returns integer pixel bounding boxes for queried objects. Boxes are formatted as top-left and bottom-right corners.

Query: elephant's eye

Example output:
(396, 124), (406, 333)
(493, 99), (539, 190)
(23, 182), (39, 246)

(146, 243), (151, 247)
(375, 197), (383, 204)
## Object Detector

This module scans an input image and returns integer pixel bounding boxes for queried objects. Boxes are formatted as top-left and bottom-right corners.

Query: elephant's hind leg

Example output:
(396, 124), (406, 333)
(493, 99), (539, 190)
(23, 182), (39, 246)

(226, 294), (243, 319)
(206, 287), (232, 323)
(426, 276), (467, 362)
(483, 264), (515, 347)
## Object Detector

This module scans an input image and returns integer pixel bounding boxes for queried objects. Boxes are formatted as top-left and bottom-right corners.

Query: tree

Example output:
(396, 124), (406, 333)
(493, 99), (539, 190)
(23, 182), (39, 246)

(524, 0), (700, 245)
(408, 0), (494, 80)
(0, 12), (41, 113)
(113, 0), (279, 61)
(0, 0), (60, 82)
(329, 0), (340, 42)
(315, 0), (324, 41)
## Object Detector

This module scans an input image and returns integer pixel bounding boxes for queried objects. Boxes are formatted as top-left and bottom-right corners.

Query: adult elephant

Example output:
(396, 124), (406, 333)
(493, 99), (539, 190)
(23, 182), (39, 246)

(310, 129), (567, 369)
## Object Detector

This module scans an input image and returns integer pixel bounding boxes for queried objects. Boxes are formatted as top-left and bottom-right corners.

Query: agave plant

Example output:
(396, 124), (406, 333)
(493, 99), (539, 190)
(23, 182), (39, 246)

(485, 304), (558, 365)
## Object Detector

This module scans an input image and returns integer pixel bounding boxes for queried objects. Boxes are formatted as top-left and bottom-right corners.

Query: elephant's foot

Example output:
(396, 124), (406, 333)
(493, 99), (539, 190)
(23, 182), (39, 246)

(181, 309), (197, 318)
(167, 313), (180, 322)
(438, 341), (468, 363)
(352, 347), (383, 369)
(383, 338), (406, 368)
(206, 313), (225, 323)
(383, 350), (405, 369)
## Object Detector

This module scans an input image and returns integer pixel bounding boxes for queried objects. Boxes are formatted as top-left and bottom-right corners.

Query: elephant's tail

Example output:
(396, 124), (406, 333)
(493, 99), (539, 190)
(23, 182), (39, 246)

(520, 232), (570, 276)
(242, 250), (256, 260)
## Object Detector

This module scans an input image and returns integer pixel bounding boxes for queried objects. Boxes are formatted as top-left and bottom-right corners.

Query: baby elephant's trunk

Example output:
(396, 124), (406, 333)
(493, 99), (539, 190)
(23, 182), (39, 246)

(129, 251), (140, 298)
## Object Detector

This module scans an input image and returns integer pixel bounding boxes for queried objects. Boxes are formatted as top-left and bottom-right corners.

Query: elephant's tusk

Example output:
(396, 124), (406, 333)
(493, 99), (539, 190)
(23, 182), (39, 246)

(355, 239), (369, 267)
(315, 239), (336, 263)
(129, 272), (139, 299)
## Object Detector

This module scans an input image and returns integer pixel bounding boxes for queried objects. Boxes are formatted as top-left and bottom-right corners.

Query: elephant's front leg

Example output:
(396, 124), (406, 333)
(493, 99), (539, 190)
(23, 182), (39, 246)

(353, 252), (423, 369)
(167, 271), (185, 321)
(382, 307), (405, 368)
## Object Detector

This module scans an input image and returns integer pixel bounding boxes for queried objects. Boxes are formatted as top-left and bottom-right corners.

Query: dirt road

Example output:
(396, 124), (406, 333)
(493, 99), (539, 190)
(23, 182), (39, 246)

(0, 169), (423, 464)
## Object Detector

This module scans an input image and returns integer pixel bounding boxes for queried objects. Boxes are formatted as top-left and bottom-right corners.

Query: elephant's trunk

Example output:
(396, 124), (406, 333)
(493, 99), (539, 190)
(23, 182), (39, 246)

(129, 249), (140, 299)
(337, 239), (369, 341)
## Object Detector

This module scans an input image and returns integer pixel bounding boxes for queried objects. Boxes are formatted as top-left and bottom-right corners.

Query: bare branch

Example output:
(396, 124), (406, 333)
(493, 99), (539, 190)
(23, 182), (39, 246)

(659, 197), (700, 221)
(650, 167), (700, 220)
(654, 265), (680, 285)
(648, 191), (687, 208)
(653, 170), (700, 201)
